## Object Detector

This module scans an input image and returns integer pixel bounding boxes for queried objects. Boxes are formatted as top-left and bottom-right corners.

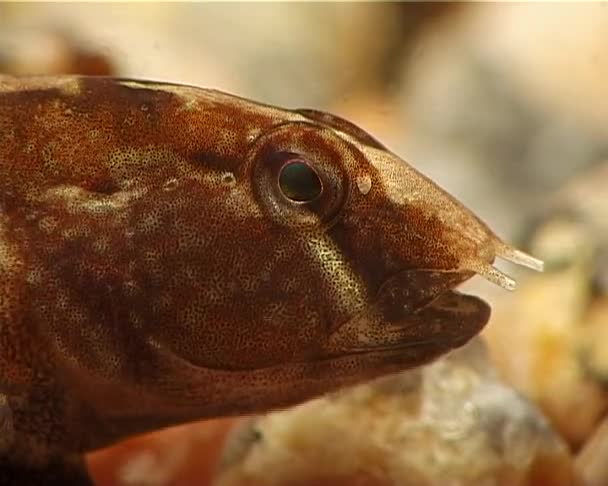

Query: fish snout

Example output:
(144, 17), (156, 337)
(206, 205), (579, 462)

(360, 145), (544, 291)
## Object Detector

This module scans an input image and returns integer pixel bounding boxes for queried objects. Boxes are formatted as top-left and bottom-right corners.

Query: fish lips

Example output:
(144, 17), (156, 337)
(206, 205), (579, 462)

(324, 269), (491, 359)
(323, 235), (544, 359)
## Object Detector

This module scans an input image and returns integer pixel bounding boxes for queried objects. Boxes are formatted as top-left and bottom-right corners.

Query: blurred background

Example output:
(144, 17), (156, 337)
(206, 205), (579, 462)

(2, 3), (608, 485)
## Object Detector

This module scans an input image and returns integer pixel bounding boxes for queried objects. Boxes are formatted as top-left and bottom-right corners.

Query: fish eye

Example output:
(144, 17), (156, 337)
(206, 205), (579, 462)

(249, 123), (349, 228)
(278, 159), (323, 203)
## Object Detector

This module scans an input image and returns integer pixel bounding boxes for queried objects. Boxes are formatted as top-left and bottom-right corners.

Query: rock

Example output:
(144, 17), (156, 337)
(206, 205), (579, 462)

(576, 415), (608, 486)
(214, 339), (575, 486)
(87, 419), (235, 486)
(0, 3), (410, 107)
(484, 161), (608, 449)
(0, 27), (115, 76)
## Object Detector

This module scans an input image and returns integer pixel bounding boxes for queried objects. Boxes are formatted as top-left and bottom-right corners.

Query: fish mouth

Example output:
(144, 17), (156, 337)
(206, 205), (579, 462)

(325, 244), (543, 357)
(324, 279), (490, 358)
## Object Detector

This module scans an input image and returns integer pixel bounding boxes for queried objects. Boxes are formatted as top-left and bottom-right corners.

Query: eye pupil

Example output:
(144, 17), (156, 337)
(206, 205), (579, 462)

(278, 160), (322, 202)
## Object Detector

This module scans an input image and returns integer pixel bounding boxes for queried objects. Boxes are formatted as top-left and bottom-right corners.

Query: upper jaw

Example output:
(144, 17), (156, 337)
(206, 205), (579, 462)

(323, 269), (491, 357)
(324, 234), (544, 357)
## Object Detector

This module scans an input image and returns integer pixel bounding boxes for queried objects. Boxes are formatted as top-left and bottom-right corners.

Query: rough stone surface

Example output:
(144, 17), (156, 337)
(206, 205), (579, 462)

(214, 339), (575, 486)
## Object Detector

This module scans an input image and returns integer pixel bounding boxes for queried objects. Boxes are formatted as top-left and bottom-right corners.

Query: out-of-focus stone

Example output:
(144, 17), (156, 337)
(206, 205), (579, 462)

(1, 3), (409, 107)
(485, 162), (608, 449)
(0, 27), (115, 76)
(575, 415), (608, 486)
(580, 300), (608, 383)
(214, 339), (575, 486)
(87, 418), (235, 486)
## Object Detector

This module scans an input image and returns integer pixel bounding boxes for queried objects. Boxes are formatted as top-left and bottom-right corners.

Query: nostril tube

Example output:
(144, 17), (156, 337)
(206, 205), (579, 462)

(463, 240), (544, 291)
(494, 242), (545, 272)
(466, 260), (517, 291)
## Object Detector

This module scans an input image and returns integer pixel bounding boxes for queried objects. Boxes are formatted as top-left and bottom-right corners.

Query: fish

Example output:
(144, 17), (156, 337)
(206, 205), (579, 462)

(0, 75), (542, 484)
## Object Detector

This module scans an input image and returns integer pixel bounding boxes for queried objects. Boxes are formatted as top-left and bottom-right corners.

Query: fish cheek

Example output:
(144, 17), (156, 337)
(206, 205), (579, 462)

(136, 199), (331, 370)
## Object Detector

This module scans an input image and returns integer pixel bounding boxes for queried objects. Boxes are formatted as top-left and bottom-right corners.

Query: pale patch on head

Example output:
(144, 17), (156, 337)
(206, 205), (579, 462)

(304, 235), (368, 319)
(38, 216), (58, 234)
(355, 145), (422, 206)
(0, 225), (23, 277)
(117, 80), (310, 126)
(106, 146), (183, 183)
(332, 129), (433, 207)
(56, 77), (82, 96)
(42, 142), (60, 174)
(81, 191), (144, 214)
(355, 174), (372, 195)
(247, 129), (261, 143)
(163, 178), (179, 192)
(181, 99), (197, 111)
(118, 80), (201, 111)
(40, 185), (146, 226)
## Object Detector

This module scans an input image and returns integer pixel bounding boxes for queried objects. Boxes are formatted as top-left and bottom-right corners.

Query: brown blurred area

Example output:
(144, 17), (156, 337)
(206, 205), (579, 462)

(3, 3), (608, 485)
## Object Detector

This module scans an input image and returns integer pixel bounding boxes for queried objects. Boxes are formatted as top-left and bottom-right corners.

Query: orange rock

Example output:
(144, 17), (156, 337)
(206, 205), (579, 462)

(87, 418), (237, 486)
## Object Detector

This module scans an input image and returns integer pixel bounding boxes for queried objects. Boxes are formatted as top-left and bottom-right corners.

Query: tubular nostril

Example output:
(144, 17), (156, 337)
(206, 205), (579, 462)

(462, 240), (544, 291)
(494, 242), (545, 272)
(467, 260), (517, 291)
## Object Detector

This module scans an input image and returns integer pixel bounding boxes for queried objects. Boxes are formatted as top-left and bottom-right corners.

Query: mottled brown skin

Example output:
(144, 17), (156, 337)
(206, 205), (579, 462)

(0, 75), (507, 484)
